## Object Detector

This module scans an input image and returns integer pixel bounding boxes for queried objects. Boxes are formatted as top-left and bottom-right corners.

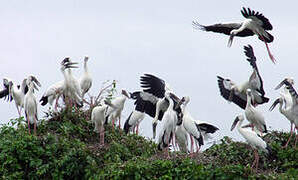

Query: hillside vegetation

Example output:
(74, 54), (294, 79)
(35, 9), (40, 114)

(0, 108), (297, 179)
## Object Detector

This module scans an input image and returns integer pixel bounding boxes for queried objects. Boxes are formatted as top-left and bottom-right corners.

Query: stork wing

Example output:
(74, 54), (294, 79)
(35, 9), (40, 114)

(217, 76), (247, 109)
(241, 7), (273, 30)
(0, 89), (10, 100)
(130, 91), (164, 120)
(140, 74), (166, 98)
(21, 79), (29, 94)
(245, 45), (265, 96)
(192, 21), (254, 37)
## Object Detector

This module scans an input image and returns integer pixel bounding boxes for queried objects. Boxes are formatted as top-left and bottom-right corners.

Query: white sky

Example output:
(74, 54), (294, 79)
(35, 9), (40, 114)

(0, 0), (297, 148)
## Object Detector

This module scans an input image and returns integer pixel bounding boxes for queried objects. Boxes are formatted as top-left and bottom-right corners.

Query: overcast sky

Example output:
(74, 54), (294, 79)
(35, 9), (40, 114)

(0, 0), (297, 148)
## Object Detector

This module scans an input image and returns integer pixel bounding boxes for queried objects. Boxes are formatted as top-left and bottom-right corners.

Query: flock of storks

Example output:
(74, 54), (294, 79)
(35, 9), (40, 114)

(0, 7), (297, 170)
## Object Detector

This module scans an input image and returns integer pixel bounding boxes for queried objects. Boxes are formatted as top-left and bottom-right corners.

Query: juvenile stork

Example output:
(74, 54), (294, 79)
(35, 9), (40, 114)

(193, 7), (275, 63)
(217, 45), (269, 109)
(79, 56), (92, 100)
(231, 115), (272, 170)
(24, 75), (41, 135)
(245, 89), (267, 134)
(273, 80), (298, 147)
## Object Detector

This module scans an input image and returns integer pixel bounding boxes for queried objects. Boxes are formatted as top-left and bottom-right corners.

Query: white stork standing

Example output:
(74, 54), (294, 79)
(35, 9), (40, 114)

(24, 75), (41, 135)
(273, 80), (298, 147)
(104, 90), (130, 128)
(91, 103), (108, 145)
(245, 89), (267, 134)
(79, 56), (92, 101)
(217, 45), (269, 109)
(231, 115), (272, 170)
(193, 7), (275, 63)
(157, 92), (180, 156)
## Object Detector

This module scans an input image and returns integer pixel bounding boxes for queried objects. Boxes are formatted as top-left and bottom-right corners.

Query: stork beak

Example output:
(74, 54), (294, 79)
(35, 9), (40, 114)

(33, 83), (39, 91)
(175, 97), (185, 109)
(61, 57), (70, 65)
(122, 90), (130, 98)
(65, 62), (79, 69)
(230, 116), (239, 131)
(227, 34), (235, 47)
(8, 81), (13, 101)
(169, 92), (180, 102)
(269, 98), (280, 111)
(275, 79), (286, 90)
(241, 124), (253, 129)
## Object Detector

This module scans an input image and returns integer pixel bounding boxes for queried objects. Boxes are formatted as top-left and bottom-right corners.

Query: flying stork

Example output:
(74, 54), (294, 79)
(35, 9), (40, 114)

(217, 45), (269, 109)
(79, 56), (92, 100)
(231, 115), (273, 170)
(24, 75), (41, 135)
(193, 7), (275, 63)
(273, 79), (298, 147)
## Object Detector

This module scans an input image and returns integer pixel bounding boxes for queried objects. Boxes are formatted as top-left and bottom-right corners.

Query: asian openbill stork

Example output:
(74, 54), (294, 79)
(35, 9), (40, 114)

(193, 7), (275, 63)
(79, 56), (92, 100)
(231, 115), (272, 170)
(91, 103), (108, 145)
(139, 74), (183, 139)
(245, 89), (267, 135)
(157, 91), (181, 156)
(60, 57), (83, 107)
(273, 79), (298, 147)
(104, 90), (130, 128)
(24, 75), (41, 135)
(275, 78), (294, 109)
(217, 45), (269, 109)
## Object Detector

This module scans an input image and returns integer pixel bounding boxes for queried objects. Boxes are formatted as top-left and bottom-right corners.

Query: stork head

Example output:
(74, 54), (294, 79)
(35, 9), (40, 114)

(269, 97), (282, 111)
(228, 30), (237, 47)
(27, 75), (41, 88)
(231, 115), (244, 131)
(275, 77), (294, 90)
(60, 61), (79, 71)
(286, 77), (294, 85)
(84, 56), (89, 62)
(61, 57), (71, 65)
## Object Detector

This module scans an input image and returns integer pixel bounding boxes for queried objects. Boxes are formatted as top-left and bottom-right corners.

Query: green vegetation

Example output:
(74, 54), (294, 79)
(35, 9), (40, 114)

(0, 109), (297, 179)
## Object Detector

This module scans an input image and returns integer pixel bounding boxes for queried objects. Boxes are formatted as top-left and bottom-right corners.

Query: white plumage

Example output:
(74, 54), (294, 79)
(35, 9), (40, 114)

(91, 103), (108, 145)
(79, 56), (92, 100)
(231, 115), (272, 170)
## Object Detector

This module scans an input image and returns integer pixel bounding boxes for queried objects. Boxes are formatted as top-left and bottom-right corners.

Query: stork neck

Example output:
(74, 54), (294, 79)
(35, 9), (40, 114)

(167, 97), (174, 111)
(246, 94), (252, 108)
(84, 61), (88, 73)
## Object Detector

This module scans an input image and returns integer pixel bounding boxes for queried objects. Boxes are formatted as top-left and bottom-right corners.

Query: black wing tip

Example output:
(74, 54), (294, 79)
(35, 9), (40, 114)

(39, 96), (48, 106)
(192, 20), (206, 31)
(124, 112), (133, 134)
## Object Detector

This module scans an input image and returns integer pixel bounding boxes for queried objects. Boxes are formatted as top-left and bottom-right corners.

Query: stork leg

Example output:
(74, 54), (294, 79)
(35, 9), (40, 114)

(260, 35), (276, 63)
(255, 150), (260, 170)
(26, 114), (31, 135)
(136, 124), (139, 135)
(283, 123), (293, 148)
(251, 149), (257, 169)
(118, 116), (121, 129)
(295, 127), (297, 148)
(34, 116), (37, 136)
(195, 141), (200, 153)
(100, 125), (105, 145)
(171, 134), (176, 151)
(189, 135), (194, 154)
(16, 104), (21, 118)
